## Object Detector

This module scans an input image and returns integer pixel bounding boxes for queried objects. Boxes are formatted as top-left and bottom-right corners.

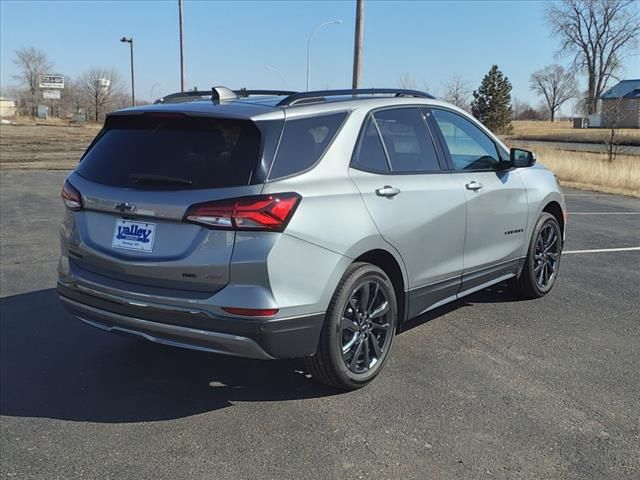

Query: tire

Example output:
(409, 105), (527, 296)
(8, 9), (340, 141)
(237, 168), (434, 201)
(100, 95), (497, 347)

(511, 212), (562, 299)
(305, 262), (398, 390)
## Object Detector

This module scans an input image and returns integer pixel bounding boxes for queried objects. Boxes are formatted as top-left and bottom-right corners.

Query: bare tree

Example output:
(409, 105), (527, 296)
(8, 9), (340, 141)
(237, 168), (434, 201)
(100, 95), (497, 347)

(11, 47), (53, 116)
(398, 73), (417, 89)
(535, 101), (553, 121)
(529, 64), (578, 121)
(546, 0), (640, 115)
(422, 82), (438, 98)
(512, 96), (526, 120)
(442, 75), (471, 110)
(55, 78), (85, 118)
(602, 95), (626, 161)
(78, 67), (124, 121)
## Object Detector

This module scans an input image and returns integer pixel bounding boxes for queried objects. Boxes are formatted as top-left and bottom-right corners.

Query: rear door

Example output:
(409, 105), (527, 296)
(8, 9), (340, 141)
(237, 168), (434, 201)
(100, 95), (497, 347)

(349, 107), (467, 318)
(67, 112), (277, 293)
(428, 108), (529, 292)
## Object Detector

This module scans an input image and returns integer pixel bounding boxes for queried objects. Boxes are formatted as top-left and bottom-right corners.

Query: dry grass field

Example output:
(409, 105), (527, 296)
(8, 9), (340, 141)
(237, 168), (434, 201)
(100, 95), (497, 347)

(0, 123), (100, 170)
(537, 147), (640, 198)
(507, 120), (640, 146)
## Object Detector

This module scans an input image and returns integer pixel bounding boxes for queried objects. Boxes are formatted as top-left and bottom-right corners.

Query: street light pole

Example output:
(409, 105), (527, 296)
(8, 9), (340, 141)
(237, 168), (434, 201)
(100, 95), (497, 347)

(120, 36), (135, 106)
(150, 82), (161, 103)
(178, 0), (186, 92)
(306, 19), (342, 91)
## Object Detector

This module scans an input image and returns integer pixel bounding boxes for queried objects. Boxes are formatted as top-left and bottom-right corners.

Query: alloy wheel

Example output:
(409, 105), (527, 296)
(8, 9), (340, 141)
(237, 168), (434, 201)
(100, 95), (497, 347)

(533, 222), (560, 289)
(340, 280), (393, 374)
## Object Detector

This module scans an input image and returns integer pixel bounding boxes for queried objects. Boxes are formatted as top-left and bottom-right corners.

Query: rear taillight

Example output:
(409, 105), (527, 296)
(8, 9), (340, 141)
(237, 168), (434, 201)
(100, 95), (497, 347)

(61, 179), (83, 210)
(184, 193), (301, 231)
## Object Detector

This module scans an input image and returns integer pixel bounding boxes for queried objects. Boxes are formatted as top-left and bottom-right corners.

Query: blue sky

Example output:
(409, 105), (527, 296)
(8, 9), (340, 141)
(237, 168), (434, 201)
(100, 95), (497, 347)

(1, 0), (639, 111)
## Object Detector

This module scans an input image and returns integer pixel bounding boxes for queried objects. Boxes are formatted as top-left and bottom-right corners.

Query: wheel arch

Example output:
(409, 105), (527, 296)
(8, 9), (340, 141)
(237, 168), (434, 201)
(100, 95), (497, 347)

(353, 249), (407, 324)
(542, 201), (565, 239)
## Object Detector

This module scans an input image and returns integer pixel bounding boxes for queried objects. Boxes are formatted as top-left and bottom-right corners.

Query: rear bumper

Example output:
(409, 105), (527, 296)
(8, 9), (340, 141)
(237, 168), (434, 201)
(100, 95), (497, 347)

(57, 281), (324, 359)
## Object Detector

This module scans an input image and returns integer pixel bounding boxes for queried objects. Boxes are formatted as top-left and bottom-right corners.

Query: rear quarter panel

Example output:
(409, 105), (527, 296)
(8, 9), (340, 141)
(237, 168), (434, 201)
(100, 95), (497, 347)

(260, 108), (410, 312)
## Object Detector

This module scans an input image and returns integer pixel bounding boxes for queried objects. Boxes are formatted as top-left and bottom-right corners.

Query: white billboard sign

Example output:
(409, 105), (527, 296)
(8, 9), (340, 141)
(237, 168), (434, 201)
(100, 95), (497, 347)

(39, 75), (65, 89)
(43, 90), (61, 99)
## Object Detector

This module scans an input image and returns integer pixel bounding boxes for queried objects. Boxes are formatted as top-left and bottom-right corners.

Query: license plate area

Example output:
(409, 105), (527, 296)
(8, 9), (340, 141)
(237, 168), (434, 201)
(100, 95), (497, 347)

(112, 219), (156, 253)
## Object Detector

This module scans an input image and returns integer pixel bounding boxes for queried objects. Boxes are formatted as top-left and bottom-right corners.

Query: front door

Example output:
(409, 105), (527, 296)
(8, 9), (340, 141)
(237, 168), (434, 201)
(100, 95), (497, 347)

(429, 108), (529, 293)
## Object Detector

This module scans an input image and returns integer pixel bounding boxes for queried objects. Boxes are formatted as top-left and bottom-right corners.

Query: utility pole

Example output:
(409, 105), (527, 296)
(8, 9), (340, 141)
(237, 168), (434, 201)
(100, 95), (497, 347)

(352, 0), (364, 89)
(178, 0), (186, 92)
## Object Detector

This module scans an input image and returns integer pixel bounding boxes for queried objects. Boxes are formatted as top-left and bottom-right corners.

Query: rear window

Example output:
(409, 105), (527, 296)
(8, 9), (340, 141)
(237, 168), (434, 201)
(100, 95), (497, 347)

(76, 114), (261, 189)
(268, 112), (348, 180)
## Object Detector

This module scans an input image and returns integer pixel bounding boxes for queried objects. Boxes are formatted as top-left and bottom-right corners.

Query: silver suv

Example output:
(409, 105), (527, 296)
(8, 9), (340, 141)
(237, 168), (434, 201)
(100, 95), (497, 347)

(58, 87), (566, 389)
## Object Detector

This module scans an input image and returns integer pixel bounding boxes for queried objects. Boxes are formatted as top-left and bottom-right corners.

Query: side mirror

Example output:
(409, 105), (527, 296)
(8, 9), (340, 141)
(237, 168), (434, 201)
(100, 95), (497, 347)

(510, 148), (536, 168)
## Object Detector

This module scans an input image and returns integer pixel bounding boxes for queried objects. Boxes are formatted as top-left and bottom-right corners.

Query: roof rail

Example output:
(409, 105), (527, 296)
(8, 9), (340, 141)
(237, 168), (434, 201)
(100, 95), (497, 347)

(235, 89), (298, 97)
(155, 87), (299, 104)
(277, 88), (435, 107)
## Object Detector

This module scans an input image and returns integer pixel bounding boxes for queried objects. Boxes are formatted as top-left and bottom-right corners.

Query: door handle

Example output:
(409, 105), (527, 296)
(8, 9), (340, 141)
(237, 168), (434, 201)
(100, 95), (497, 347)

(465, 181), (483, 191)
(375, 185), (401, 198)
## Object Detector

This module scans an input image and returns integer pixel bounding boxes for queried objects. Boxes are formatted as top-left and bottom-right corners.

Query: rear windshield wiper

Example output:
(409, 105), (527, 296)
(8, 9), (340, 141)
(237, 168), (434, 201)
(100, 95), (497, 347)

(129, 173), (193, 186)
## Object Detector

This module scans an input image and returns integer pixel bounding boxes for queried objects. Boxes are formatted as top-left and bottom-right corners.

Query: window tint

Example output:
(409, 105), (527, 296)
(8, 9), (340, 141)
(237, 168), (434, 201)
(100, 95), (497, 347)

(432, 109), (500, 171)
(373, 108), (440, 173)
(76, 115), (261, 190)
(269, 112), (347, 179)
(351, 116), (389, 173)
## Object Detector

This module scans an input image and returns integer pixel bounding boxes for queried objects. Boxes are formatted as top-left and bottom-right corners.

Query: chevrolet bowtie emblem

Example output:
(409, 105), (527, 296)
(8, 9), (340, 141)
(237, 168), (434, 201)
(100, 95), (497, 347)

(114, 202), (136, 213)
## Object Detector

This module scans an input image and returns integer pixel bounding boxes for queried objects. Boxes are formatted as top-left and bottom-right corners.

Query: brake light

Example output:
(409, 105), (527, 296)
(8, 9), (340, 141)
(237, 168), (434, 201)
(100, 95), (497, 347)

(61, 179), (83, 210)
(222, 307), (279, 317)
(184, 193), (301, 231)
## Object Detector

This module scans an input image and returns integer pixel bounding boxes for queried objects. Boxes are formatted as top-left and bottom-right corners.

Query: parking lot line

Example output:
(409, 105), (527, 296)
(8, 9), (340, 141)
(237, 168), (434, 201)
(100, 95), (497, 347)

(563, 194), (615, 197)
(568, 212), (640, 215)
(564, 247), (640, 254)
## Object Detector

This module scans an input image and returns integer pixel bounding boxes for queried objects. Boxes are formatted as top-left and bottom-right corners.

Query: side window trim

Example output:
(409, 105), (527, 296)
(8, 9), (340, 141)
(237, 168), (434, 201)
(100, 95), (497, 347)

(420, 108), (450, 171)
(370, 115), (394, 172)
(422, 108), (455, 170)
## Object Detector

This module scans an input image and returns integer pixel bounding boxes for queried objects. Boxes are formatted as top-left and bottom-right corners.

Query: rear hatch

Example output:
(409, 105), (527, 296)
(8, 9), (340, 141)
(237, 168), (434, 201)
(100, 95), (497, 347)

(66, 112), (280, 294)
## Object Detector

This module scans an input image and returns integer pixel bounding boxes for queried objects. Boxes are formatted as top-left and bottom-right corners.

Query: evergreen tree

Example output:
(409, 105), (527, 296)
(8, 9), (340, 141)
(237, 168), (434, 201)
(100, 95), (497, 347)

(471, 65), (513, 133)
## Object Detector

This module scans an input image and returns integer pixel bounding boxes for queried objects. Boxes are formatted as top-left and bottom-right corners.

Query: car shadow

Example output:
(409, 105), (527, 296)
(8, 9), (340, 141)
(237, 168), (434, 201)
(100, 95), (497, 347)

(0, 284), (525, 423)
(0, 288), (337, 423)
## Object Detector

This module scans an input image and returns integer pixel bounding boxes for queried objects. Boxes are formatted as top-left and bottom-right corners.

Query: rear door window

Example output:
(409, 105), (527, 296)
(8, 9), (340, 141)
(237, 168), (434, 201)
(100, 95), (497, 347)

(373, 108), (441, 173)
(268, 112), (348, 180)
(76, 114), (261, 189)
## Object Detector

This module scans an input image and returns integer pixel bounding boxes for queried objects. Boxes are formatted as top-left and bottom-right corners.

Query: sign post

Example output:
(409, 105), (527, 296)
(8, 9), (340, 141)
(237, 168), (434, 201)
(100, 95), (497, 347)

(38, 75), (64, 118)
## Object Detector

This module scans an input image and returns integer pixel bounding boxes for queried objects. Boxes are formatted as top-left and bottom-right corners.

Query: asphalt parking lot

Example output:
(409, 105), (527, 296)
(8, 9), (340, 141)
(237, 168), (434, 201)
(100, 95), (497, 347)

(1, 170), (638, 480)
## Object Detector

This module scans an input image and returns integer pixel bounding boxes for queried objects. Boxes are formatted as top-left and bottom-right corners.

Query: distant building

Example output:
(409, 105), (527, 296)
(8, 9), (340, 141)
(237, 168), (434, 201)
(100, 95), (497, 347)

(599, 79), (640, 129)
(0, 97), (16, 118)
